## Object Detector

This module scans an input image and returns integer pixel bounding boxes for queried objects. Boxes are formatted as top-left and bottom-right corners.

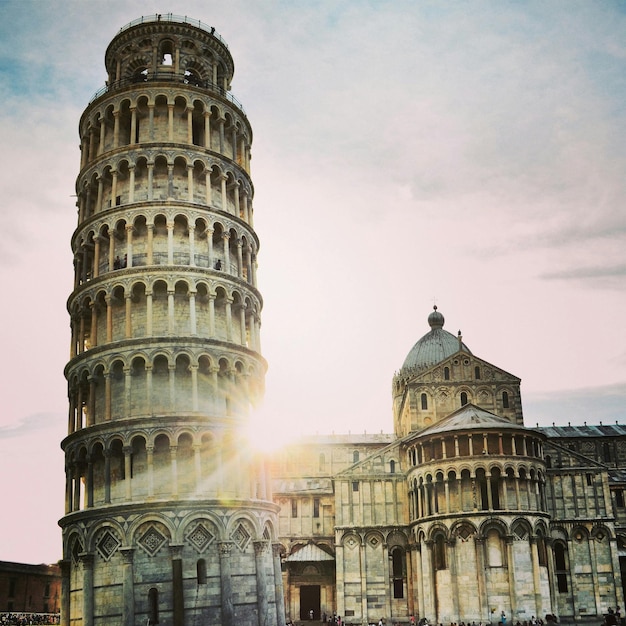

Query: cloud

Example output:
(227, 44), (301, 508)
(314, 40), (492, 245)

(525, 382), (626, 427)
(0, 412), (63, 439)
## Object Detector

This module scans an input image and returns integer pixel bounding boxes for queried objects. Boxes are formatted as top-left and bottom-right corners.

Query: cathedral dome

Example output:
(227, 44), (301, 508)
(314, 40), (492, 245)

(401, 307), (471, 372)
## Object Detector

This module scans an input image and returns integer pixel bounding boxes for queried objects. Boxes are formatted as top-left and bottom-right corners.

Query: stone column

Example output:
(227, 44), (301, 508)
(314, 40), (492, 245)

(171, 445), (179, 497)
(186, 107), (193, 143)
(168, 103), (174, 141)
(167, 222), (174, 264)
(120, 548), (135, 626)
(148, 104), (155, 140)
(171, 544), (185, 626)
(86, 455), (94, 506)
(105, 295), (113, 342)
(506, 535), (517, 618)
(113, 110), (120, 148)
(222, 232), (231, 273)
(146, 364), (153, 414)
(111, 169), (118, 205)
(208, 294), (216, 337)
(64, 464), (72, 513)
(530, 536), (543, 617)
(104, 450), (111, 503)
(60, 559), (70, 626)
(147, 223), (154, 265)
(189, 291), (197, 336)
(130, 107), (137, 145)
(80, 552), (95, 626)
(474, 537), (488, 623)
(190, 364), (199, 411)
(125, 293), (132, 338)
(187, 164), (194, 202)
(96, 176), (103, 213)
(108, 233), (115, 272)
(147, 162), (154, 200)
(125, 223), (133, 267)
(204, 111), (211, 149)
(98, 119), (105, 156)
(86, 307), (100, 353)
(146, 290), (153, 335)
(146, 445), (154, 497)
(204, 167), (213, 206)
(273, 544), (287, 626)
(73, 464), (81, 511)
(225, 297), (234, 341)
(168, 289), (175, 335)
(236, 238), (243, 277)
(220, 174), (228, 211)
(218, 117), (225, 153)
(448, 538), (459, 620)
(254, 541), (269, 626)
(123, 445), (132, 500)
(360, 540), (368, 623)
(219, 542), (235, 626)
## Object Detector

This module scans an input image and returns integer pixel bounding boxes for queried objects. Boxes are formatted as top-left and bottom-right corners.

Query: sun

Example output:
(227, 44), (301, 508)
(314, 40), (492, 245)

(243, 405), (297, 454)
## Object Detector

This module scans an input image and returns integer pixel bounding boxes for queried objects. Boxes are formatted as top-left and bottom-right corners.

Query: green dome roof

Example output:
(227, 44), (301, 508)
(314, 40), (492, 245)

(401, 307), (471, 371)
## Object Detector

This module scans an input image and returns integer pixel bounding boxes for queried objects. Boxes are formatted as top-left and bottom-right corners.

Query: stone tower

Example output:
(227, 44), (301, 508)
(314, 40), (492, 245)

(60, 15), (284, 626)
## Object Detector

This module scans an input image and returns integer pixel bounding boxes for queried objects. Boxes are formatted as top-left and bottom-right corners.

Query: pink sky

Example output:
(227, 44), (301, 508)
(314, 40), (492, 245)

(0, 0), (625, 564)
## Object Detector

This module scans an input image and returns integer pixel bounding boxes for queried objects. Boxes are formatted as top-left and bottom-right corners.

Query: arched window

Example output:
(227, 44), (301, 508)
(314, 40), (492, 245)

(486, 529), (503, 567)
(390, 460), (396, 474)
(554, 542), (568, 592)
(421, 393), (428, 410)
(433, 535), (446, 570)
(502, 391), (509, 409)
(353, 451), (359, 463)
(148, 587), (159, 624)
(460, 392), (468, 406)
(391, 547), (405, 598)
(444, 367), (450, 380)
(319, 453), (326, 472)
(197, 559), (207, 585)
(474, 366), (481, 379)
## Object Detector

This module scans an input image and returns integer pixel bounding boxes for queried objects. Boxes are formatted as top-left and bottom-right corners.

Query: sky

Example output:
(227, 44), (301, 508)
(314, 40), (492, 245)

(0, 0), (625, 564)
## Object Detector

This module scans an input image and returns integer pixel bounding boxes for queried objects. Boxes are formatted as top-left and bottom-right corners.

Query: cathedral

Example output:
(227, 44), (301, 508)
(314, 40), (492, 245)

(272, 308), (626, 624)
(60, 14), (626, 626)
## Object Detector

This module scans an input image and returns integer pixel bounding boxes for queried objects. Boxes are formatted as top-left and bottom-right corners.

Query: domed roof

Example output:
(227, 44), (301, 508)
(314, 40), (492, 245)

(401, 306), (471, 372)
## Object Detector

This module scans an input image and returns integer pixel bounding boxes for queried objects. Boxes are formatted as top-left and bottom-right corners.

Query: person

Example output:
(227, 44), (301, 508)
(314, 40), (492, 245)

(114, 256), (121, 269)
(501, 612), (506, 626)
(310, 609), (314, 620)
(607, 611), (618, 626)
(215, 259), (222, 270)
(410, 616), (416, 626)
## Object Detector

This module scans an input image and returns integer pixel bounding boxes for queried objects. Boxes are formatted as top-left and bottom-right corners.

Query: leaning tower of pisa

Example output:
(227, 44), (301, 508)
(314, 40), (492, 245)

(60, 15), (284, 626)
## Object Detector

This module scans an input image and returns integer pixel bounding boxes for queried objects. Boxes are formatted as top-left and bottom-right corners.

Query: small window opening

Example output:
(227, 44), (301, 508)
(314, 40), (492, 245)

(616, 489), (624, 508)
(474, 366), (481, 379)
(352, 481), (359, 492)
(353, 451), (359, 463)
(313, 498), (320, 518)
(291, 499), (298, 518)
(197, 559), (207, 585)
(444, 367), (450, 380)
(421, 393), (428, 410)
(148, 587), (159, 624)
(502, 391), (510, 409)
(460, 392), (468, 406)
(390, 460), (396, 474)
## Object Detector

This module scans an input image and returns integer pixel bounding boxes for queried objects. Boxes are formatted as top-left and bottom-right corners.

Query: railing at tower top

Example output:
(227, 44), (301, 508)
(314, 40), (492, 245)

(88, 74), (246, 114)
(115, 14), (228, 48)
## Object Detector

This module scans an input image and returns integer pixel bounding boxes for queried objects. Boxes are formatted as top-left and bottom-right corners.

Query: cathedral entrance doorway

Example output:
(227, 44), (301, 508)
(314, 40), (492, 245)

(300, 585), (321, 620)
